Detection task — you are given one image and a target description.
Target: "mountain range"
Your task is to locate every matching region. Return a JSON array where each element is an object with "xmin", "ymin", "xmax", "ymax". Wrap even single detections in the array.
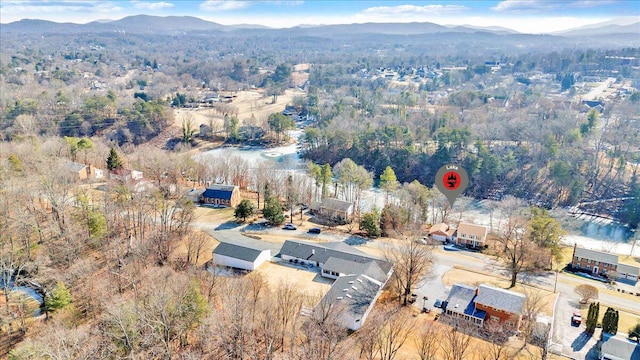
[{"xmin": 2, "ymin": 15, "xmax": 638, "ymax": 38}]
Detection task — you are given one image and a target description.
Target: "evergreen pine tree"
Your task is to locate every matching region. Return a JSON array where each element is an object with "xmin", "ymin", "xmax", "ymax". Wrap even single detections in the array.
[
  {"xmin": 586, "ymin": 302, "xmax": 600, "ymax": 334},
  {"xmin": 106, "ymin": 147, "xmax": 123, "ymax": 171},
  {"xmin": 601, "ymin": 307, "xmax": 620, "ymax": 339}
]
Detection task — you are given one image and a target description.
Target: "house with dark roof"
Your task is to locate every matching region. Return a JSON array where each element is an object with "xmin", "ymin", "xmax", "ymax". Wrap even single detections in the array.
[
  {"xmin": 443, "ymin": 284, "xmax": 526, "ymax": 331},
  {"xmin": 279, "ymin": 240, "xmax": 392, "ymax": 282},
  {"xmin": 600, "ymin": 334, "xmax": 640, "ymax": 360},
  {"xmin": 200, "ymin": 184, "xmax": 241, "ymax": 208},
  {"xmin": 212, "ymin": 242, "xmax": 271, "ymax": 271},
  {"xmin": 280, "ymin": 240, "xmax": 393, "ymax": 331},
  {"xmin": 572, "ymin": 245, "xmax": 639, "ymax": 284}
]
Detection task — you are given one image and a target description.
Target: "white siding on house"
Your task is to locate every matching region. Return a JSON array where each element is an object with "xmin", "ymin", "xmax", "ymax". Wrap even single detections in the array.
[
  {"xmin": 214, "ymin": 249, "xmax": 270, "ymax": 271},
  {"xmin": 431, "ymin": 234, "xmax": 447, "ymax": 242}
]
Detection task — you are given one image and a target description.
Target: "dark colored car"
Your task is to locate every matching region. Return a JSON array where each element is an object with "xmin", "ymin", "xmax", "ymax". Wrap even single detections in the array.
[
  {"xmin": 308, "ymin": 227, "xmax": 321, "ymax": 234},
  {"xmin": 434, "ymin": 299, "xmax": 444, "ymax": 308}
]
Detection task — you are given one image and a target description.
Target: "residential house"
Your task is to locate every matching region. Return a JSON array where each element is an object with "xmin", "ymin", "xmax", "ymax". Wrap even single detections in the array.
[
  {"xmin": 280, "ymin": 240, "xmax": 393, "ymax": 331},
  {"xmin": 67, "ymin": 162, "xmax": 105, "ymax": 181},
  {"xmin": 279, "ymin": 240, "xmax": 392, "ymax": 282},
  {"xmin": 600, "ymin": 334, "xmax": 640, "ymax": 360},
  {"xmin": 571, "ymin": 245, "xmax": 639, "ymax": 284},
  {"xmin": 109, "ymin": 168, "xmax": 144, "ymax": 183},
  {"xmin": 443, "ymin": 284, "xmax": 526, "ymax": 331},
  {"xmin": 212, "ymin": 242, "xmax": 271, "ymax": 271},
  {"xmin": 454, "ymin": 223, "xmax": 488, "ymax": 248},
  {"xmin": 67, "ymin": 161, "xmax": 89, "ymax": 181},
  {"xmin": 200, "ymin": 184, "xmax": 241, "ymax": 208},
  {"xmin": 314, "ymin": 273, "xmax": 385, "ymax": 330},
  {"xmin": 429, "ymin": 223, "xmax": 455, "ymax": 243},
  {"xmin": 310, "ymin": 198, "xmax": 354, "ymax": 223}
]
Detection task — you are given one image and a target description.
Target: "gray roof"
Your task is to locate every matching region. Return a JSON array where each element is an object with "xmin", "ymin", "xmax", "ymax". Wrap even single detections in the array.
[
  {"xmin": 279, "ymin": 240, "xmax": 392, "ymax": 275},
  {"xmin": 315, "ymin": 274, "xmax": 382, "ymax": 328},
  {"xmin": 213, "ymin": 242, "xmax": 269, "ymax": 262},
  {"xmin": 203, "ymin": 184, "xmax": 237, "ymax": 200},
  {"xmin": 601, "ymin": 335, "xmax": 640, "ymax": 360},
  {"xmin": 475, "ymin": 284, "xmax": 526, "ymax": 315},
  {"xmin": 321, "ymin": 198, "xmax": 353, "ymax": 212},
  {"xmin": 445, "ymin": 284, "xmax": 486, "ymax": 320},
  {"xmin": 574, "ymin": 247, "xmax": 619, "ymax": 265},
  {"xmin": 66, "ymin": 161, "xmax": 87, "ymax": 173},
  {"xmin": 323, "ymin": 257, "xmax": 388, "ymax": 283},
  {"xmin": 618, "ymin": 263, "xmax": 640, "ymax": 276}
]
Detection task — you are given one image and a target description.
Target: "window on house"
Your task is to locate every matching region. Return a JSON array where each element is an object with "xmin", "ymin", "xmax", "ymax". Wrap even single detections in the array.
[{"xmin": 490, "ymin": 315, "xmax": 500, "ymax": 322}]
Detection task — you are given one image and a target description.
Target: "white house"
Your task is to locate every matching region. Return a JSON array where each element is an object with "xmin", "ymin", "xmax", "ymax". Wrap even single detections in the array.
[
  {"xmin": 314, "ymin": 274, "xmax": 384, "ymax": 331},
  {"xmin": 454, "ymin": 223, "xmax": 489, "ymax": 248},
  {"xmin": 212, "ymin": 242, "xmax": 271, "ymax": 271}
]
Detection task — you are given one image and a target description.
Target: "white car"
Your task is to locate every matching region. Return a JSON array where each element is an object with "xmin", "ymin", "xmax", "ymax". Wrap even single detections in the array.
[
  {"xmin": 283, "ymin": 223, "xmax": 297, "ymax": 230},
  {"xmin": 444, "ymin": 244, "xmax": 460, "ymax": 251}
]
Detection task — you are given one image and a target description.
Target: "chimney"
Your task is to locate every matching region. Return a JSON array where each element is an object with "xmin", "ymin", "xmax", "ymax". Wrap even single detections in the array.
[
  {"xmin": 312, "ymin": 249, "xmax": 315, "ymax": 255},
  {"xmin": 475, "ymin": 287, "xmax": 479, "ymax": 296}
]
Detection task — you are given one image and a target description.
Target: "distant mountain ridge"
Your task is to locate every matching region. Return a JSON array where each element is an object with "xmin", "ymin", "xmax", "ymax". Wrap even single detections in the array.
[{"xmin": 2, "ymin": 15, "xmax": 638, "ymax": 38}]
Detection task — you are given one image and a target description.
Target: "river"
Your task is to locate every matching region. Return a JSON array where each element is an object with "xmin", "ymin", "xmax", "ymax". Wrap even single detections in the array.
[{"xmin": 199, "ymin": 130, "xmax": 639, "ymax": 257}]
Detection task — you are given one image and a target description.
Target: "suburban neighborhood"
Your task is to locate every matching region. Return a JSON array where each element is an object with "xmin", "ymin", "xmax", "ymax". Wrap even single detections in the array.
[{"xmin": 2, "ymin": 2, "xmax": 640, "ymax": 358}]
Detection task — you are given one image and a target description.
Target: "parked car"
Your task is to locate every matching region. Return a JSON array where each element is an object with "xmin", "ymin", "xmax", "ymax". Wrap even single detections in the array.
[
  {"xmin": 283, "ymin": 223, "xmax": 297, "ymax": 230},
  {"xmin": 434, "ymin": 299, "xmax": 444, "ymax": 308},
  {"xmin": 308, "ymin": 227, "xmax": 321, "ymax": 234},
  {"xmin": 571, "ymin": 311, "xmax": 582, "ymax": 325},
  {"xmin": 444, "ymin": 244, "xmax": 460, "ymax": 251}
]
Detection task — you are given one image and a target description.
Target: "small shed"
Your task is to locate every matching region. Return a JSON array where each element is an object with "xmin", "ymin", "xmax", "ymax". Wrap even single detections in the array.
[{"xmin": 212, "ymin": 242, "xmax": 271, "ymax": 271}]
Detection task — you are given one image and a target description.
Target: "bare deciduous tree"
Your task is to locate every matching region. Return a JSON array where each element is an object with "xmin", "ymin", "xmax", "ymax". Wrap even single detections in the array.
[
  {"xmin": 440, "ymin": 319, "xmax": 476, "ymax": 360},
  {"xmin": 414, "ymin": 322, "xmax": 441, "ymax": 360},
  {"xmin": 385, "ymin": 234, "xmax": 433, "ymax": 305},
  {"xmin": 356, "ymin": 304, "xmax": 414, "ymax": 360},
  {"xmin": 574, "ymin": 284, "xmax": 598, "ymax": 303},
  {"xmin": 186, "ymin": 231, "xmax": 209, "ymax": 266}
]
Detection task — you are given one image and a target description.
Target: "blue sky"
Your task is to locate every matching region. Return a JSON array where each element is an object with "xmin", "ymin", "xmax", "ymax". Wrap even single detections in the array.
[{"xmin": 1, "ymin": 1, "xmax": 639, "ymax": 33}]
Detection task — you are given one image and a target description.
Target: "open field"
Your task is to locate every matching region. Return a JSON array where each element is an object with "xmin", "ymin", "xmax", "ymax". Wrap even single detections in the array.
[{"xmin": 173, "ymin": 88, "xmax": 306, "ymax": 129}]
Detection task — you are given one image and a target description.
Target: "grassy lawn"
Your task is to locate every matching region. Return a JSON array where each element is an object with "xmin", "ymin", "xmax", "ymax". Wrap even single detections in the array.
[{"xmin": 580, "ymin": 304, "xmax": 640, "ymax": 336}]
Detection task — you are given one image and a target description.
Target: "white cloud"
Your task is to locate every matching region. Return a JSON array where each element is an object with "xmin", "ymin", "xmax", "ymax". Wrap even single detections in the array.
[
  {"xmin": 0, "ymin": 0, "xmax": 124, "ymax": 22},
  {"xmin": 567, "ymin": 1, "xmax": 618, "ymax": 8},
  {"xmin": 492, "ymin": 0, "xmax": 559, "ymax": 12},
  {"xmin": 362, "ymin": 4, "xmax": 467, "ymax": 16},
  {"xmin": 199, "ymin": 0, "xmax": 251, "ymax": 11},
  {"xmin": 133, "ymin": 1, "xmax": 175, "ymax": 10}
]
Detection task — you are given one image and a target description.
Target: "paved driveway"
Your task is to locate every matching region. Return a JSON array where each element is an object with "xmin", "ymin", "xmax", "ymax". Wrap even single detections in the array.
[{"xmin": 551, "ymin": 293, "xmax": 600, "ymax": 359}]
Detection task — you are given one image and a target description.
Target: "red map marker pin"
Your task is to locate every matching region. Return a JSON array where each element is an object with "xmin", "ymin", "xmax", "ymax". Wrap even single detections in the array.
[{"xmin": 435, "ymin": 164, "xmax": 469, "ymax": 206}]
